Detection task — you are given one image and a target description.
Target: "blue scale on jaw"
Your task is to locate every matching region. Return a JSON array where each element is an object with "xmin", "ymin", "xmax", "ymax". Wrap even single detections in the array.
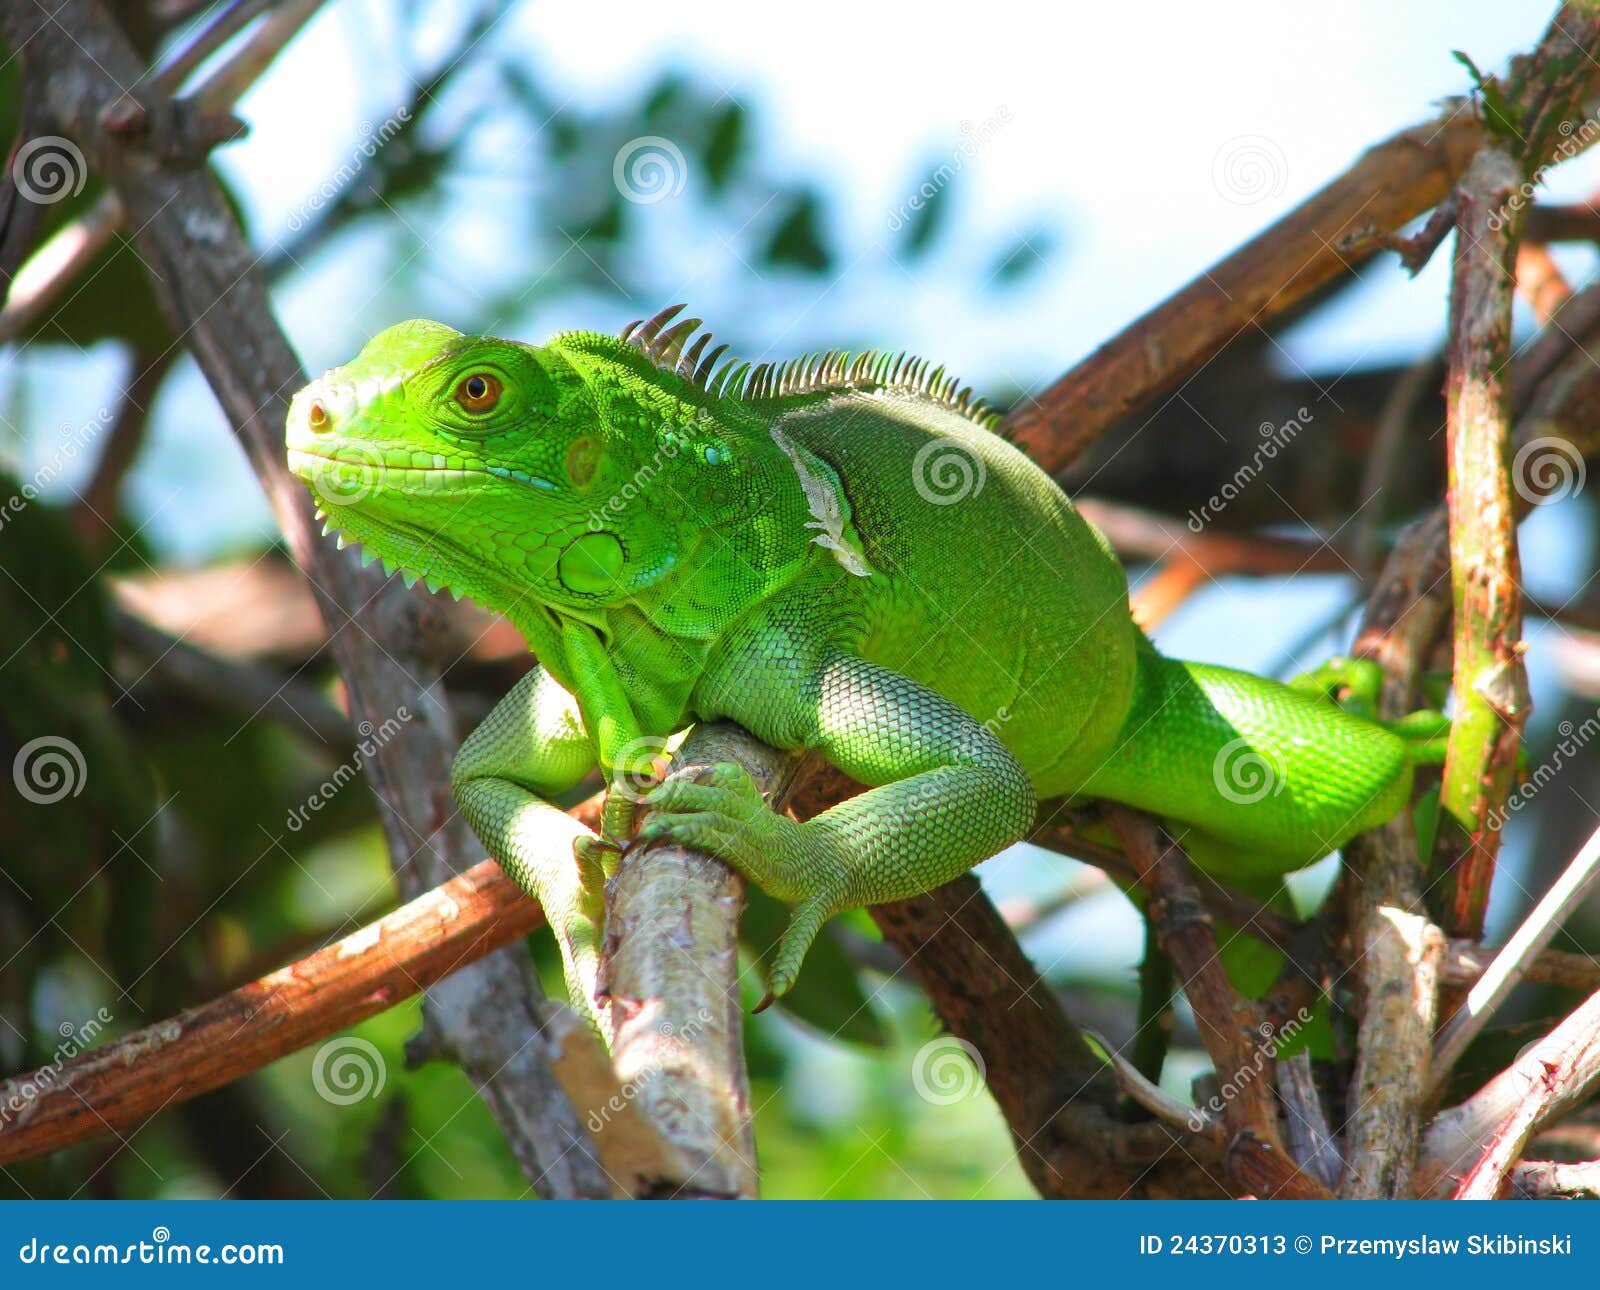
[{"xmin": 485, "ymin": 465, "xmax": 558, "ymax": 491}]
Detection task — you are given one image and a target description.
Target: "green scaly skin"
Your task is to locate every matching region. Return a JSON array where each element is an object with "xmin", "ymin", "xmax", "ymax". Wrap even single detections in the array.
[{"xmin": 286, "ymin": 309, "xmax": 1439, "ymax": 1037}]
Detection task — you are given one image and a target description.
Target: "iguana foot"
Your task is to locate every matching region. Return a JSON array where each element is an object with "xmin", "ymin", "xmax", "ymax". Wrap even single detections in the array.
[{"xmin": 637, "ymin": 761, "xmax": 845, "ymax": 1003}]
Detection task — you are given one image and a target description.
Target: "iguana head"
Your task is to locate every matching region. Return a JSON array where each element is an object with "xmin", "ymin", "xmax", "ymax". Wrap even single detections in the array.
[{"xmin": 287, "ymin": 318, "xmax": 750, "ymax": 628}]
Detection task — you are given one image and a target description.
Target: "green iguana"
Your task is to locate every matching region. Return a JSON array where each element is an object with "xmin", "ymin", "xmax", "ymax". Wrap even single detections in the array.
[{"xmin": 286, "ymin": 305, "xmax": 1443, "ymax": 1035}]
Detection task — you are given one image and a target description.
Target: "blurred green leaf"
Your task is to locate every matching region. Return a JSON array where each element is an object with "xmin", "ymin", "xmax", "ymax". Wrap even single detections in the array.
[{"xmin": 762, "ymin": 189, "xmax": 830, "ymax": 272}]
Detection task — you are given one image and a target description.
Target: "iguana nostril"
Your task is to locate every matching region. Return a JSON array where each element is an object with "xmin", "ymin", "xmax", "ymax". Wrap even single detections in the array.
[{"xmin": 308, "ymin": 398, "xmax": 328, "ymax": 429}]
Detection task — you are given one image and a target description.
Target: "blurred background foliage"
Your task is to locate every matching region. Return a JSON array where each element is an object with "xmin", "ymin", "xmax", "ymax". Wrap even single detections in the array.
[{"xmin": 2, "ymin": 0, "xmax": 1599, "ymax": 1199}]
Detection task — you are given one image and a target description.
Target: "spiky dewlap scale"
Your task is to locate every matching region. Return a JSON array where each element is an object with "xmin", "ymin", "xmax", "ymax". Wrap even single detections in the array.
[{"xmin": 616, "ymin": 303, "xmax": 1004, "ymax": 432}]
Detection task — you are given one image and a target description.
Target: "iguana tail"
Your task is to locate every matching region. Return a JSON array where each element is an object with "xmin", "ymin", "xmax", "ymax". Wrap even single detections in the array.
[{"xmin": 1079, "ymin": 637, "xmax": 1413, "ymax": 885}]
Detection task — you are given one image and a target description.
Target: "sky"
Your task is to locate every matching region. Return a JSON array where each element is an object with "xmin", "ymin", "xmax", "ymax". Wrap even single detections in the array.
[{"xmin": 10, "ymin": 0, "xmax": 1583, "ymax": 565}]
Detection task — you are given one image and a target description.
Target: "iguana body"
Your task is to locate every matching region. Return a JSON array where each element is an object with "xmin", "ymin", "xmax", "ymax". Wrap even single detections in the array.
[{"xmin": 287, "ymin": 307, "xmax": 1424, "ymax": 1032}]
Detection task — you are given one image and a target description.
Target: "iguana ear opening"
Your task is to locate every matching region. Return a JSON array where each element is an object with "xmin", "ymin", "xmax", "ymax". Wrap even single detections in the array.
[
  {"xmin": 769, "ymin": 427, "xmax": 874, "ymax": 578},
  {"xmin": 564, "ymin": 436, "xmax": 603, "ymax": 488}
]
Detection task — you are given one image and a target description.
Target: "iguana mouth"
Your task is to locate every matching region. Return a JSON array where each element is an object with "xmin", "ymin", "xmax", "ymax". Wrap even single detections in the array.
[{"xmin": 287, "ymin": 448, "xmax": 555, "ymax": 498}]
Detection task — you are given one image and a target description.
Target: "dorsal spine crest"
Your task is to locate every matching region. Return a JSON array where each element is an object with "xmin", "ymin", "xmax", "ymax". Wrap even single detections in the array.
[{"xmin": 615, "ymin": 303, "xmax": 1002, "ymax": 431}]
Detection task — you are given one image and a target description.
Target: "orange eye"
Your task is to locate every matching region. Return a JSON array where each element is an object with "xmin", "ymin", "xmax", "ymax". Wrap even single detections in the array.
[{"xmin": 455, "ymin": 372, "xmax": 502, "ymax": 414}]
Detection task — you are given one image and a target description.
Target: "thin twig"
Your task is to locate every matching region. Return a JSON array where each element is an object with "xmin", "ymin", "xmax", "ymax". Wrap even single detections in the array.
[
  {"xmin": 184, "ymin": 0, "xmax": 324, "ymax": 112},
  {"xmin": 1511, "ymin": 1157, "xmax": 1600, "ymax": 1199},
  {"xmin": 1278, "ymin": 1051, "xmax": 1342, "ymax": 1190},
  {"xmin": 1420, "ymin": 985, "xmax": 1600, "ymax": 1196},
  {"xmin": 1440, "ymin": 940, "xmax": 1600, "ymax": 993},
  {"xmin": 1453, "ymin": 987, "xmax": 1600, "ymax": 1198},
  {"xmin": 1432, "ymin": 821, "xmax": 1600, "ymax": 1089},
  {"xmin": 1103, "ymin": 806, "xmax": 1314, "ymax": 1194},
  {"xmin": 1086, "ymin": 1029, "xmax": 1224, "ymax": 1148}
]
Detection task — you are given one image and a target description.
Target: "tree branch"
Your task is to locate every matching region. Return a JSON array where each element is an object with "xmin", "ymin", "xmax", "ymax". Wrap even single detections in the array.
[
  {"xmin": 0, "ymin": 858, "xmax": 543, "ymax": 1168},
  {"xmin": 1002, "ymin": 113, "xmax": 1482, "ymax": 471},
  {"xmin": 1425, "ymin": 985, "xmax": 1600, "ymax": 1198},
  {"xmin": 601, "ymin": 724, "xmax": 811, "ymax": 1199},
  {"xmin": 3, "ymin": 0, "xmax": 605, "ymax": 1197},
  {"xmin": 1432, "ymin": 143, "xmax": 1530, "ymax": 940}
]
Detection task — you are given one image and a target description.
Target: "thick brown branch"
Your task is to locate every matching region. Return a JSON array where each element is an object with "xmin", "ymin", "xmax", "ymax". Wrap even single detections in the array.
[
  {"xmin": 868, "ymin": 874, "xmax": 1226, "ymax": 1199},
  {"xmin": 7, "ymin": 0, "xmax": 603, "ymax": 1196},
  {"xmin": 0, "ymin": 859, "xmax": 542, "ymax": 1168},
  {"xmin": 1003, "ymin": 114, "xmax": 1481, "ymax": 471}
]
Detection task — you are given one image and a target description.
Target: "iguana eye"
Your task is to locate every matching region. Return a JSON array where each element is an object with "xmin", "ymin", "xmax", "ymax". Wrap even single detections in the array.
[{"xmin": 455, "ymin": 372, "xmax": 502, "ymax": 414}]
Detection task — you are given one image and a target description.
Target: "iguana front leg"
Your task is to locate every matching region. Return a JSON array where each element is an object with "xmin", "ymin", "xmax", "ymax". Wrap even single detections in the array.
[
  {"xmin": 450, "ymin": 666, "xmax": 611, "ymax": 1037},
  {"xmin": 638, "ymin": 654, "xmax": 1037, "ymax": 1002}
]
